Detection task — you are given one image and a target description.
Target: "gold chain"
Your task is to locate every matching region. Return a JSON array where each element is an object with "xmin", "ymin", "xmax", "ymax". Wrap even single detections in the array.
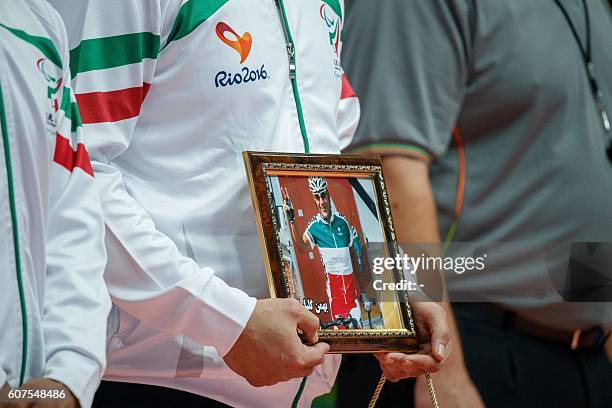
[
  {"xmin": 425, "ymin": 373, "xmax": 440, "ymax": 408},
  {"xmin": 367, "ymin": 375, "xmax": 386, "ymax": 408},
  {"xmin": 367, "ymin": 373, "xmax": 440, "ymax": 408}
]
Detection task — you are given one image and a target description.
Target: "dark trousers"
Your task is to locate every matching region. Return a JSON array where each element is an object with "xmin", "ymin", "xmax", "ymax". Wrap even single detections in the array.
[
  {"xmin": 453, "ymin": 303, "xmax": 612, "ymax": 408},
  {"xmin": 93, "ymin": 381, "xmax": 232, "ymax": 408},
  {"xmin": 337, "ymin": 354, "xmax": 415, "ymax": 407},
  {"xmin": 337, "ymin": 303, "xmax": 612, "ymax": 408}
]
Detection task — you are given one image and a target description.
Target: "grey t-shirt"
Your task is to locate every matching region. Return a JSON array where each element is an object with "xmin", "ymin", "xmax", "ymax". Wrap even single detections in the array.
[{"xmin": 343, "ymin": 0, "xmax": 612, "ymax": 329}]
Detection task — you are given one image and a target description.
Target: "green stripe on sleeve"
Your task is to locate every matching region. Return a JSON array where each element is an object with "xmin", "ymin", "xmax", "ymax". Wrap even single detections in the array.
[
  {"xmin": 0, "ymin": 23, "xmax": 62, "ymax": 68},
  {"xmin": 70, "ymin": 32, "xmax": 160, "ymax": 77},
  {"xmin": 59, "ymin": 86, "xmax": 71, "ymax": 115},
  {"xmin": 58, "ymin": 87, "xmax": 82, "ymax": 133},
  {"xmin": 70, "ymin": 101, "xmax": 83, "ymax": 133},
  {"xmin": 165, "ymin": 0, "xmax": 230, "ymax": 47},
  {"xmin": 348, "ymin": 143, "xmax": 433, "ymax": 161}
]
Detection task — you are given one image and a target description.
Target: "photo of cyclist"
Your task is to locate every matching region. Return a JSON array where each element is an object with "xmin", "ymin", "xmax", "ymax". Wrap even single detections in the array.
[{"xmin": 283, "ymin": 176, "xmax": 376, "ymax": 329}]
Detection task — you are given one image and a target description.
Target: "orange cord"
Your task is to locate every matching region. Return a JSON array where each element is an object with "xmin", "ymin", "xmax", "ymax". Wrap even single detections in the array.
[{"xmin": 451, "ymin": 127, "xmax": 465, "ymax": 219}]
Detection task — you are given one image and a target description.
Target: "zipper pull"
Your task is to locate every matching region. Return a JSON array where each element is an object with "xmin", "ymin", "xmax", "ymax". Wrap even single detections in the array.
[{"xmin": 287, "ymin": 42, "xmax": 296, "ymax": 80}]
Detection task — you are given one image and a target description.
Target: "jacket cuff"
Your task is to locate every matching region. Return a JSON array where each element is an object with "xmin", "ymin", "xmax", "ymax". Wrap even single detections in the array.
[
  {"xmin": 44, "ymin": 349, "xmax": 103, "ymax": 408},
  {"xmin": 197, "ymin": 271, "xmax": 257, "ymax": 357}
]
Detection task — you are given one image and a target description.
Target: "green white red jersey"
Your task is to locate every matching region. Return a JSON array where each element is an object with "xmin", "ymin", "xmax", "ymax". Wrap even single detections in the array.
[
  {"xmin": 0, "ymin": 1, "xmax": 110, "ymax": 406},
  {"xmin": 48, "ymin": 0, "xmax": 359, "ymax": 406},
  {"xmin": 306, "ymin": 211, "xmax": 361, "ymax": 319},
  {"xmin": 306, "ymin": 211, "xmax": 355, "ymax": 276}
]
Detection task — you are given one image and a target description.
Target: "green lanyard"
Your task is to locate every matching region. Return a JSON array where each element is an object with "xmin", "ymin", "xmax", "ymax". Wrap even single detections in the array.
[
  {"xmin": 272, "ymin": 1, "xmax": 311, "ymax": 406},
  {"xmin": 273, "ymin": 0, "xmax": 310, "ymax": 154}
]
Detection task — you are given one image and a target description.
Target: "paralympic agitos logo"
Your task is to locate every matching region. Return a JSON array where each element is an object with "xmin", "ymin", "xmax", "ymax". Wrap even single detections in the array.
[
  {"xmin": 320, "ymin": 2, "xmax": 342, "ymax": 78},
  {"xmin": 214, "ymin": 22, "xmax": 268, "ymax": 88},
  {"xmin": 37, "ymin": 58, "xmax": 59, "ymax": 132}
]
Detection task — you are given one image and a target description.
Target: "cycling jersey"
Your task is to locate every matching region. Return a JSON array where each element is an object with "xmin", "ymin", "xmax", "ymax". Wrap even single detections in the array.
[
  {"xmin": 306, "ymin": 212, "xmax": 354, "ymax": 276},
  {"xmin": 306, "ymin": 211, "xmax": 361, "ymax": 318},
  {"xmin": 0, "ymin": 1, "xmax": 109, "ymax": 406},
  {"xmin": 48, "ymin": 0, "xmax": 359, "ymax": 406}
]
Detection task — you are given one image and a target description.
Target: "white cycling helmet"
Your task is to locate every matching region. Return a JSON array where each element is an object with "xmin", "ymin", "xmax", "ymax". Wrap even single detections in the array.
[{"xmin": 308, "ymin": 176, "xmax": 328, "ymax": 194}]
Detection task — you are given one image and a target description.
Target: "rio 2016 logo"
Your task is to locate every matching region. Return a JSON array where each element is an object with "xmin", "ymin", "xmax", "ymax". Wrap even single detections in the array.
[
  {"xmin": 215, "ymin": 65, "xmax": 268, "ymax": 87},
  {"xmin": 214, "ymin": 22, "xmax": 268, "ymax": 88}
]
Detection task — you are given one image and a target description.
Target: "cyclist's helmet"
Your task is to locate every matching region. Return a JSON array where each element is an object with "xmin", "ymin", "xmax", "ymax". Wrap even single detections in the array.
[{"xmin": 308, "ymin": 176, "xmax": 328, "ymax": 194}]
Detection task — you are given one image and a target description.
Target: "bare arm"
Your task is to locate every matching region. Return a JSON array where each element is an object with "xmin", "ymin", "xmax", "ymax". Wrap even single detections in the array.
[
  {"xmin": 286, "ymin": 214, "xmax": 311, "ymax": 254},
  {"xmin": 282, "ymin": 187, "xmax": 312, "ymax": 253},
  {"xmin": 381, "ymin": 156, "xmax": 484, "ymax": 406},
  {"xmin": 292, "ymin": 226, "xmax": 312, "ymax": 254}
]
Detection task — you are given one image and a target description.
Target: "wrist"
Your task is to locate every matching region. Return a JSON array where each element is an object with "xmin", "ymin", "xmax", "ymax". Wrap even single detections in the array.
[{"xmin": 0, "ymin": 383, "xmax": 10, "ymax": 403}]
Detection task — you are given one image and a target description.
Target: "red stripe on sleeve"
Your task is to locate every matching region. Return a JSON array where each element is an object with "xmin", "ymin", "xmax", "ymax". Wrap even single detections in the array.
[
  {"xmin": 76, "ymin": 83, "xmax": 151, "ymax": 124},
  {"xmin": 340, "ymin": 74, "xmax": 356, "ymax": 100},
  {"xmin": 53, "ymin": 133, "xmax": 94, "ymax": 176}
]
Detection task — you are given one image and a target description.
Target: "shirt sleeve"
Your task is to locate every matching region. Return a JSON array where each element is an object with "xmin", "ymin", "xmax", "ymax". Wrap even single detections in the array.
[
  {"xmin": 42, "ymin": 10, "xmax": 111, "ymax": 408},
  {"xmin": 337, "ymin": 74, "xmax": 360, "ymax": 151},
  {"xmin": 48, "ymin": 0, "xmax": 256, "ymax": 358},
  {"xmin": 342, "ymin": 0, "xmax": 472, "ymax": 161},
  {"xmin": 340, "ymin": 215, "xmax": 354, "ymax": 247},
  {"xmin": 336, "ymin": 0, "xmax": 360, "ymax": 150}
]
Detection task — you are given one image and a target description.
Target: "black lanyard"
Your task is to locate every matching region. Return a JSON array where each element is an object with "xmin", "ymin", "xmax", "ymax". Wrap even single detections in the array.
[{"xmin": 553, "ymin": 0, "xmax": 612, "ymax": 162}]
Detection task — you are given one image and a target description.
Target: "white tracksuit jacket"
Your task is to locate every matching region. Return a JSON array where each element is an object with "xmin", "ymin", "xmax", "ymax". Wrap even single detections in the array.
[
  {"xmin": 49, "ymin": 0, "xmax": 360, "ymax": 406},
  {"xmin": 0, "ymin": 1, "xmax": 110, "ymax": 407}
]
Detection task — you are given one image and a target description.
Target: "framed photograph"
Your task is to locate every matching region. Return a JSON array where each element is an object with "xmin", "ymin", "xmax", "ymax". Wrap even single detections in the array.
[{"xmin": 243, "ymin": 152, "xmax": 418, "ymax": 353}]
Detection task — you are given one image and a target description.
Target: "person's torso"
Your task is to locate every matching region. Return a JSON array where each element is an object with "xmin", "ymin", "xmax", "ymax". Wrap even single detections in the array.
[
  {"xmin": 79, "ymin": 0, "xmax": 346, "ymax": 401},
  {"xmin": 308, "ymin": 212, "xmax": 354, "ymax": 275},
  {"xmin": 308, "ymin": 213, "xmax": 352, "ymax": 248},
  {"xmin": 431, "ymin": 0, "xmax": 612, "ymax": 328},
  {"xmin": 112, "ymin": 0, "xmax": 346, "ymax": 299}
]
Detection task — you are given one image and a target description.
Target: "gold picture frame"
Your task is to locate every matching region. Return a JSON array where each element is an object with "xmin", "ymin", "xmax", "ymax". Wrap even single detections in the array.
[{"xmin": 243, "ymin": 152, "xmax": 418, "ymax": 353}]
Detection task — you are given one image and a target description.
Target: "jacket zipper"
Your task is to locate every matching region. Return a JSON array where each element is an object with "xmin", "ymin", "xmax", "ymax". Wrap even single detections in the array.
[
  {"xmin": 273, "ymin": 0, "xmax": 310, "ymax": 154},
  {"xmin": 0, "ymin": 82, "xmax": 28, "ymax": 386}
]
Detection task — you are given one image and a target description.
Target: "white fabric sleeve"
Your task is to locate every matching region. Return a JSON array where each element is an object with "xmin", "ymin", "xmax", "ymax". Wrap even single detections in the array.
[
  {"xmin": 42, "ymin": 12, "xmax": 110, "ymax": 408},
  {"xmin": 337, "ymin": 0, "xmax": 360, "ymax": 150},
  {"xmin": 50, "ymin": 0, "xmax": 257, "ymax": 358},
  {"xmin": 338, "ymin": 74, "xmax": 360, "ymax": 150}
]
